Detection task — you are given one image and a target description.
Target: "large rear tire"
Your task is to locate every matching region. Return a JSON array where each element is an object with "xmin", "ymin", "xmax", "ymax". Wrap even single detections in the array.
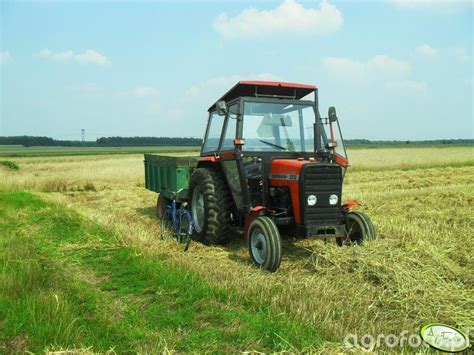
[
  {"xmin": 189, "ymin": 167, "xmax": 232, "ymax": 245},
  {"xmin": 248, "ymin": 216, "xmax": 282, "ymax": 272},
  {"xmin": 337, "ymin": 211, "xmax": 376, "ymax": 246}
]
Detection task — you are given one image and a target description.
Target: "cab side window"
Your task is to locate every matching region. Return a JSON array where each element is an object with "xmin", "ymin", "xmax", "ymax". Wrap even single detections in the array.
[
  {"xmin": 221, "ymin": 104, "xmax": 238, "ymax": 151},
  {"xmin": 202, "ymin": 111, "xmax": 224, "ymax": 153}
]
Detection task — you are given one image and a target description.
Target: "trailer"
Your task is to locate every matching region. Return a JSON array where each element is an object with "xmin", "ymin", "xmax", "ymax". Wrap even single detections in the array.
[{"xmin": 144, "ymin": 154, "xmax": 198, "ymax": 217}]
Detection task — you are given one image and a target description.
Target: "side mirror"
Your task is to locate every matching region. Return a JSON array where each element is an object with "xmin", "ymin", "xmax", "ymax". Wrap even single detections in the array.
[
  {"xmin": 328, "ymin": 106, "xmax": 337, "ymax": 122},
  {"xmin": 217, "ymin": 100, "xmax": 227, "ymax": 116}
]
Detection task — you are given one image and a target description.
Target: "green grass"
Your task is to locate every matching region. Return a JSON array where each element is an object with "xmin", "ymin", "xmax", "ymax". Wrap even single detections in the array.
[
  {"xmin": 0, "ymin": 145, "xmax": 200, "ymax": 157},
  {"xmin": 2, "ymin": 143, "xmax": 472, "ymax": 158},
  {"xmin": 0, "ymin": 160, "xmax": 19, "ymax": 170},
  {"xmin": 0, "ymin": 191, "xmax": 325, "ymax": 352},
  {"xmin": 345, "ymin": 143, "xmax": 474, "ymax": 149}
]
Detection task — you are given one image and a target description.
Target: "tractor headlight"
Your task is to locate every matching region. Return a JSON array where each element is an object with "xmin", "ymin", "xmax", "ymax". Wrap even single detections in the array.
[
  {"xmin": 307, "ymin": 195, "xmax": 317, "ymax": 206},
  {"xmin": 329, "ymin": 194, "xmax": 339, "ymax": 205}
]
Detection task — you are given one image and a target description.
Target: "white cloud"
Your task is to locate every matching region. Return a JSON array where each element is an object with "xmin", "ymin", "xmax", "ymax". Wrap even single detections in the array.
[
  {"xmin": 323, "ymin": 54, "xmax": 411, "ymax": 79},
  {"xmin": 452, "ymin": 47, "xmax": 471, "ymax": 62},
  {"xmin": 133, "ymin": 86, "xmax": 160, "ymax": 98},
  {"xmin": 386, "ymin": 79, "xmax": 428, "ymax": 95},
  {"xmin": 75, "ymin": 50, "xmax": 109, "ymax": 65},
  {"xmin": 322, "ymin": 55, "xmax": 429, "ymax": 97},
  {"xmin": 370, "ymin": 55, "xmax": 411, "ymax": 76},
  {"xmin": 213, "ymin": 0, "xmax": 343, "ymax": 39},
  {"xmin": 39, "ymin": 49, "xmax": 74, "ymax": 61},
  {"xmin": 415, "ymin": 44, "xmax": 439, "ymax": 59},
  {"xmin": 154, "ymin": 73, "xmax": 282, "ymax": 135},
  {"xmin": 38, "ymin": 48, "xmax": 109, "ymax": 66},
  {"xmin": 184, "ymin": 73, "xmax": 281, "ymax": 102},
  {"xmin": 0, "ymin": 51, "xmax": 13, "ymax": 64}
]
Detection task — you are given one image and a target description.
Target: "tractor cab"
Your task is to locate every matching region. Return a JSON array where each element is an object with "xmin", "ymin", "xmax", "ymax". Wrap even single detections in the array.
[
  {"xmin": 200, "ymin": 81, "xmax": 348, "ymax": 214},
  {"xmin": 203, "ymin": 81, "xmax": 347, "ymax": 164},
  {"xmin": 189, "ymin": 81, "xmax": 375, "ymax": 272}
]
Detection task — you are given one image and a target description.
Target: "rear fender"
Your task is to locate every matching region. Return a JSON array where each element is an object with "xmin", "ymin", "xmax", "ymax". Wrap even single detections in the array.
[{"xmin": 197, "ymin": 155, "xmax": 219, "ymax": 168}]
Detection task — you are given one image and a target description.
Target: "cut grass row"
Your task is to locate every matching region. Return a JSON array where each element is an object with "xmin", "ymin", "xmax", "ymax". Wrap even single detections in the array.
[
  {"xmin": 1, "ymin": 144, "xmax": 472, "ymax": 159},
  {"xmin": 31, "ymin": 163, "xmax": 473, "ymax": 352},
  {"xmin": 0, "ymin": 191, "xmax": 325, "ymax": 353},
  {"xmin": 1, "ymin": 147, "xmax": 473, "ymax": 194},
  {"xmin": 1, "ymin": 147, "xmax": 473, "ymax": 352},
  {"xmin": 0, "ymin": 145, "xmax": 200, "ymax": 157}
]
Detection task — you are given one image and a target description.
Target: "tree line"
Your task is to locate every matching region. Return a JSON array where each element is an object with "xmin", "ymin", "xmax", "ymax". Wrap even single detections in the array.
[
  {"xmin": 0, "ymin": 136, "xmax": 201, "ymax": 147},
  {"xmin": 0, "ymin": 135, "xmax": 472, "ymax": 147}
]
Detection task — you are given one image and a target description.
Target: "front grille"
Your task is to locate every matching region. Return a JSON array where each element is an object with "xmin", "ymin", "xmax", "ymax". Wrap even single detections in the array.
[{"xmin": 300, "ymin": 164, "xmax": 342, "ymax": 226}]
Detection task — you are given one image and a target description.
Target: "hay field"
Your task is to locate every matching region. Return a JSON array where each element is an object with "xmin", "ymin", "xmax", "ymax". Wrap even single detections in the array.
[
  {"xmin": 1, "ymin": 146, "xmax": 473, "ymax": 352},
  {"xmin": 0, "ymin": 145, "xmax": 200, "ymax": 157}
]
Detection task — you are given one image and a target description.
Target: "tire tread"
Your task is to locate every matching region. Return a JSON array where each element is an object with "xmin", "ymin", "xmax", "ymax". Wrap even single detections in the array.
[
  {"xmin": 248, "ymin": 216, "xmax": 282, "ymax": 272},
  {"xmin": 189, "ymin": 167, "xmax": 233, "ymax": 245}
]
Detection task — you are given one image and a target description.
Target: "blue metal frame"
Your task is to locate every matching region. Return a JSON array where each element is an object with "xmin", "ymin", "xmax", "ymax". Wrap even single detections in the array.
[
  {"xmin": 165, "ymin": 200, "xmax": 193, "ymax": 241},
  {"xmin": 160, "ymin": 188, "xmax": 194, "ymax": 250}
]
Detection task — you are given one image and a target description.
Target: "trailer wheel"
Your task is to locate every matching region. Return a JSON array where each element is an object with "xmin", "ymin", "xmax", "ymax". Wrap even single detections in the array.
[
  {"xmin": 337, "ymin": 211, "xmax": 376, "ymax": 246},
  {"xmin": 189, "ymin": 168, "xmax": 232, "ymax": 245},
  {"xmin": 160, "ymin": 208, "xmax": 172, "ymax": 240},
  {"xmin": 248, "ymin": 216, "xmax": 282, "ymax": 272},
  {"xmin": 156, "ymin": 194, "xmax": 170, "ymax": 219}
]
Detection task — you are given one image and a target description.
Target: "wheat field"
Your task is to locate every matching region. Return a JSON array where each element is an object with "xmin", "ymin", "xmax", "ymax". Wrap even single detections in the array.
[{"xmin": 1, "ymin": 146, "xmax": 473, "ymax": 352}]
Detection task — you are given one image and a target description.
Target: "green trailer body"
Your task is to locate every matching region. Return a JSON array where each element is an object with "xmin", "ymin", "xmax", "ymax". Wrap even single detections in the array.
[{"xmin": 144, "ymin": 154, "xmax": 199, "ymax": 202}]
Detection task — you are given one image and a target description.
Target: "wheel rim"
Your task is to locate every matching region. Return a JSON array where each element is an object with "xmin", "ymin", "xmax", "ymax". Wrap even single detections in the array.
[
  {"xmin": 250, "ymin": 228, "xmax": 267, "ymax": 265},
  {"xmin": 191, "ymin": 186, "xmax": 204, "ymax": 233}
]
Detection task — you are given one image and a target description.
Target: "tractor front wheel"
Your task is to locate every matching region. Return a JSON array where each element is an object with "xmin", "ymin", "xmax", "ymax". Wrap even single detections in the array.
[
  {"xmin": 337, "ymin": 211, "xmax": 376, "ymax": 246},
  {"xmin": 189, "ymin": 167, "xmax": 232, "ymax": 245},
  {"xmin": 248, "ymin": 216, "xmax": 282, "ymax": 272}
]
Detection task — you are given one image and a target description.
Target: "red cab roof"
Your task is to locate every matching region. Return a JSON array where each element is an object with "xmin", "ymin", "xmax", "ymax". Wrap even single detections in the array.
[{"xmin": 208, "ymin": 80, "xmax": 317, "ymax": 111}]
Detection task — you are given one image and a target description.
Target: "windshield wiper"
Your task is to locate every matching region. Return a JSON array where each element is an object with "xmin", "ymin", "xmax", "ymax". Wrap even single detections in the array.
[{"xmin": 259, "ymin": 140, "xmax": 286, "ymax": 151}]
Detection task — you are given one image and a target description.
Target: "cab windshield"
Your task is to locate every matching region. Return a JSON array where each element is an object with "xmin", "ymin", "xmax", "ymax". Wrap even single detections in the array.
[{"xmin": 242, "ymin": 101, "xmax": 316, "ymax": 152}]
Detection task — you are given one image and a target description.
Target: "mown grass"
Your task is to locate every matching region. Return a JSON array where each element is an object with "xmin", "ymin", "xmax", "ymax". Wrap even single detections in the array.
[
  {"xmin": 0, "ymin": 191, "xmax": 325, "ymax": 353},
  {"xmin": 0, "ymin": 146, "xmax": 472, "ymax": 193},
  {"xmin": 0, "ymin": 145, "xmax": 200, "ymax": 157},
  {"xmin": 347, "ymin": 146, "xmax": 474, "ymax": 171},
  {"xmin": 0, "ymin": 146, "xmax": 473, "ymax": 352}
]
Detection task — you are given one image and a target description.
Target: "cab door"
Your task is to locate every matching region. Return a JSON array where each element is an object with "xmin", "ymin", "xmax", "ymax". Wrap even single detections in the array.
[
  {"xmin": 218, "ymin": 103, "xmax": 246, "ymax": 210},
  {"xmin": 201, "ymin": 110, "xmax": 225, "ymax": 156}
]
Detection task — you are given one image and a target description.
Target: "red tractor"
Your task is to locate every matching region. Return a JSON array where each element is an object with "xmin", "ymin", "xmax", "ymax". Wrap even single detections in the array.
[{"xmin": 189, "ymin": 81, "xmax": 375, "ymax": 272}]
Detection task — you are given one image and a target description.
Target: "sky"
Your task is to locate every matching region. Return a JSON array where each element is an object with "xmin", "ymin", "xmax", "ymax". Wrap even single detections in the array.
[{"xmin": 0, "ymin": 0, "xmax": 472, "ymax": 141}]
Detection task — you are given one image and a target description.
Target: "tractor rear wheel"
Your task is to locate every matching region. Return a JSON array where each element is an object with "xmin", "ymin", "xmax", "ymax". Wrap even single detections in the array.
[
  {"xmin": 337, "ymin": 211, "xmax": 376, "ymax": 246},
  {"xmin": 156, "ymin": 194, "xmax": 170, "ymax": 218},
  {"xmin": 248, "ymin": 216, "xmax": 282, "ymax": 272},
  {"xmin": 189, "ymin": 167, "xmax": 232, "ymax": 245}
]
